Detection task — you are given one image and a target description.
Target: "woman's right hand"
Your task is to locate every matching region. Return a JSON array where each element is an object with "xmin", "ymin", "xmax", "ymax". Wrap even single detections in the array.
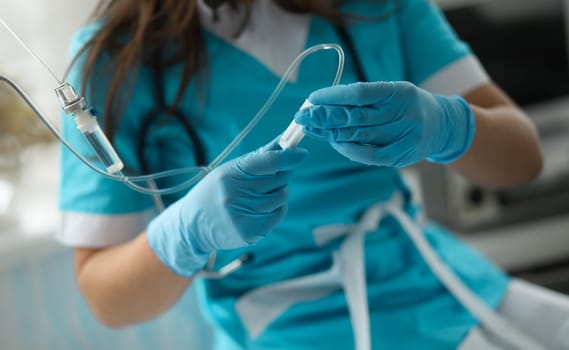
[{"xmin": 146, "ymin": 138, "xmax": 308, "ymax": 277}]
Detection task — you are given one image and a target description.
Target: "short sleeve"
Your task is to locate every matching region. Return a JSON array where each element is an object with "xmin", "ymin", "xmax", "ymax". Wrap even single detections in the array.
[
  {"xmin": 57, "ymin": 25, "xmax": 155, "ymax": 247},
  {"xmin": 399, "ymin": 0, "xmax": 489, "ymax": 95}
]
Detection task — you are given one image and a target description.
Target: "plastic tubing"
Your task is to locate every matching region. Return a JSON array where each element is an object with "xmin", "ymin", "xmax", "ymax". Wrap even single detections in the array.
[
  {"xmin": 0, "ymin": 40, "xmax": 344, "ymax": 195},
  {"xmin": 119, "ymin": 43, "xmax": 343, "ymax": 195}
]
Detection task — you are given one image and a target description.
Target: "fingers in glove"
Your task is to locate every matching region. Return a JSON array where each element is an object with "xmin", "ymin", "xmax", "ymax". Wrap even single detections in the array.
[
  {"xmin": 307, "ymin": 81, "xmax": 397, "ymax": 106},
  {"xmin": 234, "ymin": 147, "xmax": 308, "ymax": 176},
  {"xmin": 231, "ymin": 187, "xmax": 288, "ymax": 214},
  {"xmin": 303, "ymin": 125, "xmax": 402, "ymax": 144}
]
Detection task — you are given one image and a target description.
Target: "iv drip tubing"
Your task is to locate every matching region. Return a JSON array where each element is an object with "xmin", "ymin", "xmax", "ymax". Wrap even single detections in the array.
[
  {"xmin": 0, "ymin": 17, "xmax": 63, "ymax": 84},
  {"xmin": 0, "ymin": 44, "xmax": 344, "ymax": 195}
]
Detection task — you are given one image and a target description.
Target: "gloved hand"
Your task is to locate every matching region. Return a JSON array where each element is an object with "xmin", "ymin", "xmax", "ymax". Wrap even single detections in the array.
[
  {"xmin": 294, "ymin": 81, "xmax": 476, "ymax": 168},
  {"xmin": 146, "ymin": 138, "xmax": 308, "ymax": 277}
]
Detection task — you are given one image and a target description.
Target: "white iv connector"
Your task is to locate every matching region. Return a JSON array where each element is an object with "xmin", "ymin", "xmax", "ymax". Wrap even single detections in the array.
[{"xmin": 278, "ymin": 99, "xmax": 313, "ymax": 149}]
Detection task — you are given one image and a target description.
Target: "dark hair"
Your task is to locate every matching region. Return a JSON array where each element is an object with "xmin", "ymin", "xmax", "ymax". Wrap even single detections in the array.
[{"xmin": 72, "ymin": 0, "xmax": 398, "ymax": 142}]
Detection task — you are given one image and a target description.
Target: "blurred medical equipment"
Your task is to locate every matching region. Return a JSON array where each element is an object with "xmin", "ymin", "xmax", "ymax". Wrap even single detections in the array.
[
  {"xmin": 422, "ymin": 0, "xmax": 569, "ymax": 292},
  {"xmin": 423, "ymin": 0, "xmax": 569, "ymax": 232},
  {"xmin": 0, "ymin": 12, "xmax": 555, "ymax": 350}
]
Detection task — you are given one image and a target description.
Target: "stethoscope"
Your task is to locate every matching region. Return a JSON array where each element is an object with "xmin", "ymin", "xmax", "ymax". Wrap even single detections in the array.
[
  {"xmin": 136, "ymin": 48, "xmax": 252, "ymax": 278},
  {"xmin": 136, "ymin": 4, "xmax": 368, "ymax": 279},
  {"xmin": 136, "ymin": 59, "xmax": 206, "ymax": 211}
]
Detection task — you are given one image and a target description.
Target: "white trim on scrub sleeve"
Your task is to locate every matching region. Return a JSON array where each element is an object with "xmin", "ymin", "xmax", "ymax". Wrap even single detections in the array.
[
  {"xmin": 419, "ymin": 55, "xmax": 490, "ymax": 96},
  {"xmin": 56, "ymin": 209, "xmax": 156, "ymax": 247}
]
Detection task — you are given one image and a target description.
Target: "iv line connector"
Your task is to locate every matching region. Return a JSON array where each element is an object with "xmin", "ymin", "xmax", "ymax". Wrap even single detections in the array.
[{"xmin": 55, "ymin": 82, "xmax": 86, "ymax": 114}]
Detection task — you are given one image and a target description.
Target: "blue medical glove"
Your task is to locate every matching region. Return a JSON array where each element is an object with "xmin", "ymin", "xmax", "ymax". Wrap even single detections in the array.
[
  {"xmin": 294, "ymin": 81, "xmax": 475, "ymax": 168},
  {"xmin": 146, "ymin": 138, "xmax": 308, "ymax": 277}
]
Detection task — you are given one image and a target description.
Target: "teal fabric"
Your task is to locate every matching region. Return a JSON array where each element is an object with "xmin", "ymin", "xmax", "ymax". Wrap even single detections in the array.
[{"xmin": 59, "ymin": 1, "xmax": 509, "ymax": 349}]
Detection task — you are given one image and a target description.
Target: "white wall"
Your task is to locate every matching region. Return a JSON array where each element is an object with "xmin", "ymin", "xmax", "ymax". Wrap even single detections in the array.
[
  {"xmin": 0, "ymin": 0, "xmax": 98, "ymax": 118},
  {"xmin": 0, "ymin": 0, "xmax": 99, "ymax": 236}
]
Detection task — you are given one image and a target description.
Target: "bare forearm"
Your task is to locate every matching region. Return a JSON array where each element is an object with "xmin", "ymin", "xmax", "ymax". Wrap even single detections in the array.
[
  {"xmin": 451, "ymin": 104, "xmax": 542, "ymax": 189},
  {"xmin": 75, "ymin": 232, "xmax": 192, "ymax": 328}
]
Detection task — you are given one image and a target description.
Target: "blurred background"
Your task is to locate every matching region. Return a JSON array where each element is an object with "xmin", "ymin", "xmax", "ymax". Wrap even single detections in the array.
[
  {"xmin": 421, "ymin": 0, "xmax": 569, "ymax": 293},
  {"xmin": 1, "ymin": 0, "xmax": 569, "ymax": 349}
]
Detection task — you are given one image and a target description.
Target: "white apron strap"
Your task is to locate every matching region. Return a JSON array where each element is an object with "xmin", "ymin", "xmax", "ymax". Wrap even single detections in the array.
[
  {"xmin": 335, "ymin": 202, "xmax": 386, "ymax": 350},
  {"xmin": 235, "ymin": 258, "xmax": 342, "ymax": 338},
  {"xmin": 337, "ymin": 231, "xmax": 370, "ymax": 350},
  {"xmin": 384, "ymin": 203, "xmax": 547, "ymax": 350},
  {"xmin": 458, "ymin": 327, "xmax": 504, "ymax": 350},
  {"xmin": 235, "ymin": 201, "xmax": 390, "ymax": 349}
]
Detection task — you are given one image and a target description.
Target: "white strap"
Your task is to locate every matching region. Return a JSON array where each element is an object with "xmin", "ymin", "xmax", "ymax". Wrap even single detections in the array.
[
  {"xmin": 338, "ymin": 232, "xmax": 370, "ymax": 350},
  {"xmin": 235, "ymin": 201, "xmax": 389, "ymax": 349},
  {"xmin": 335, "ymin": 202, "xmax": 386, "ymax": 350},
  {"xmin": 235, "ymin": 257, "xmax": 342, "ymax": 338},
  {"xmin": 385, "ymin": 203, "xmax": 546, "ymax": 350},
  {"xmin": 458, "ymin": 327, "xmax": 504, "ymax": 350}
]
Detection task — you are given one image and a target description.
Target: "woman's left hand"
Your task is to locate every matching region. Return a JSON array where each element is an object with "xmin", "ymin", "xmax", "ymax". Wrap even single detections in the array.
[{"xmin": 294, "ymin": 81, "xmax": 476, "ymax": 168}]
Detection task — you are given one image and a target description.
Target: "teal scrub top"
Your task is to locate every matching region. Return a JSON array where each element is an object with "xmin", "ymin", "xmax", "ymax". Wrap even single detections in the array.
[{"xmin": 58, "ymin": 1, "xmax": 509, "ymax": 349}]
